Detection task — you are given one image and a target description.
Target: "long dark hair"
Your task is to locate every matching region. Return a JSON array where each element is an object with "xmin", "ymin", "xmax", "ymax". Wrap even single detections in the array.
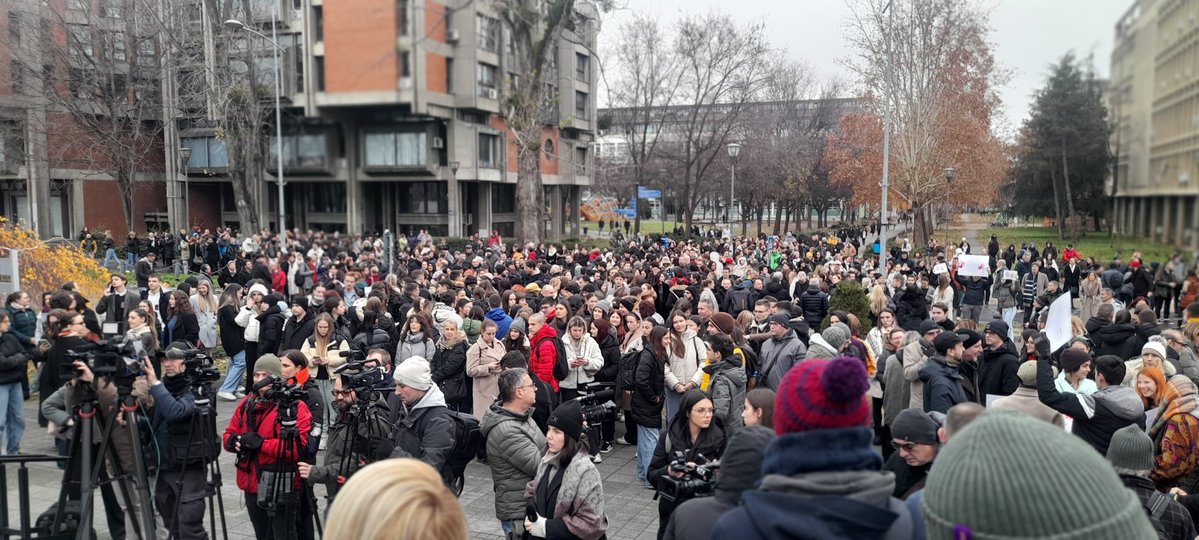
[
  {"xmin": 745, "ymin": 388, "xmax": 776, "ymax": 429},
  {"xmin": 557, "ymin": 428, "xmax": 590, "ymax": 467},
  {"xmin": 648, "ymin": 325, "xmax": 670, "ymax": 360},
  {"xmin": 170, "ymin": 290, "xmax": 193, "ymax": 315}
]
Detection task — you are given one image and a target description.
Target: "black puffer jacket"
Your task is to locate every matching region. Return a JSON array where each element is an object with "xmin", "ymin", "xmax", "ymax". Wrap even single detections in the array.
[
  {"xmin": 256, "ymin": 305, "xmax": 286, "ymax": 356},
  {"xmin": 978, "ymin": 340, "xmax": 1021, "ymax": 398},
  {"xmin": 352, "ymin": 328, "xmax": 391, "ymax": 353},
  {"xmin": 0, "ymin": 332, "xmax": 30, "ymax": 386},
  {"xmin": 631, "ymin": 348, "xmax": 666, "ymax": 428},
  {"xmin": 798, "ymin": 285, "xmax": 828, "ymax": 324},
  {"xmin": 595, "ymin": 333, "xmax": 620, "ymax": 383},
  {"xmin": 1093, "ymin": 323, "xmax": 1138, "ymax": 360},
  {"xmin": 648, "ymin": 416, "xmax": 727, "ymax": 490},
  {"xmin": 896, "ymin": 287, "xmax": 930, "ymax": 332}
]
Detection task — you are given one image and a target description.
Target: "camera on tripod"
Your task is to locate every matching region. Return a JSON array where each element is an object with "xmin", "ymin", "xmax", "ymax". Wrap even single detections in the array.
[
  {"xmin": 61, "ymin": 336, "xmax": 145, "ymax": 380},
  {"xmin": 262, "ymin": 376, "xmax": 308, "ymax": 404},
  {"xmin": 658, "ymin": 451, "xmax": 719, "ymax": 503},
  {"xmin": 334, "ymin": 362, "xmax": 385, "ymax": 393},
  {"xmin": 575, "ymin": 382, "xmax": 616, "ymax": 425},
  {"xmin": 181, "ymin": 349, "xmax": 221, "ymax": 384}
]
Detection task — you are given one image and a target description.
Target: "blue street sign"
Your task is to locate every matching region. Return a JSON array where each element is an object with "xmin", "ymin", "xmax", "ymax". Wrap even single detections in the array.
[{"xmin": 638, "ymin": 187, "xmax": 661, "ymax": 199}]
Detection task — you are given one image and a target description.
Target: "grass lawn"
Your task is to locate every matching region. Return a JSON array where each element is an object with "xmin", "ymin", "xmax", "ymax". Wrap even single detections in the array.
[{"xmin": 980, "ymin": 227, "xmax": 1186, "ymax": 264}]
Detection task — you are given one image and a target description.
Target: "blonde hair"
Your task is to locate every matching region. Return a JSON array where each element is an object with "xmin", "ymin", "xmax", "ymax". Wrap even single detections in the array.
[
  {"xmin": 1071, "ymin": 315, "xmax": 1086, "ymax": 337},
  {"xmin": 324, "ymin": 459, "xmax": 467, "ymax": 540}
]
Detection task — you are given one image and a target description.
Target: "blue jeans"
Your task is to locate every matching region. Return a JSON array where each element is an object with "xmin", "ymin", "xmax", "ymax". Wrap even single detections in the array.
[
  {"xmin": 102, "ymin": 248, "xmax": 121, "ymax": 269},
  {"xmin": 636, "ymin": 424, "xmax": 660, "ymax": 485},
  {"xmin": 219, "ymin": 350, "xmax": 246, "ymax": 394},
  {"xmin": 664, "ymin": 389, "xmax": 683, "ymax": 423},
  {"xmin": 501, "ymin": 521, "xmax": 513, "ymax": 535},
  {"xmin": 126, "ymin": 252, "xmax": 138, "ymax": 270},
  {"xmin": 0, "ymin": 382, "xmax": 25, "ymax": 454}
]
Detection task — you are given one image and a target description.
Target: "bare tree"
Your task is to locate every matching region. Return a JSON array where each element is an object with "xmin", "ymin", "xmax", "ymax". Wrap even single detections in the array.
[
  {"xmin": 663, "ymin": 12, "xmax": 773, "ymax": 233},
  {"xmin": 601, "ymin": 13, "xmax": 682, "ymax": 233}
]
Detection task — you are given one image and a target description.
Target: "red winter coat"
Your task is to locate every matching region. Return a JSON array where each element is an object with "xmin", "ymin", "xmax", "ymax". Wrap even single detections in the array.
[
  {"xmin": 223, "ymin": 396, "xmax": 312, "ymax": 493},
  {"xmin": 530, "ymin": 324, "xmax": 560, "ymax": 392},
  {"xmin": 270, "ymin": 270, "xmax": 287, "ymax": 294}
]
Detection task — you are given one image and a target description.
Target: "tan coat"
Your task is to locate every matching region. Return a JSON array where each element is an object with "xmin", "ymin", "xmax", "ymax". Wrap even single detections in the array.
[
  {"xmin": 1079, "ymin": 278, "xmax": 1101, "ymax": 323},
  {"xmin": 467, "ymin": 338, "xmax": 507, "ymax": 419},
  {"xmin": 992, "ymin": 386, "xmax": 1065, "ymax": 428}
]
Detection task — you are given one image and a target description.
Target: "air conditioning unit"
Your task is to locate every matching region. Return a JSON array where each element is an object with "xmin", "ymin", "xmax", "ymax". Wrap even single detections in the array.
[
  {"xmin": 447, "ymin": 29, "xmax": 460, "ymax": 43},
  {"xmin": 432, "ymin": 137, "xmax": 445, "ymax": 149},
  {"xmin": 484, "ymin": 88, "xmax": 498, "ymax": 100}
]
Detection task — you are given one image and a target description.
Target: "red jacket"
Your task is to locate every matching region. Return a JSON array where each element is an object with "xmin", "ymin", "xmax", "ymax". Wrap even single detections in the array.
[
  {"xmin": 270, "ymin": 269, "xmax": 287, "ymax": 294},
  {"xmin": 223, "ymin": 396, "xmax": 312, "ymax": 493},
  {"xmin": 530, "ymin": 324, "xmax": 560, "ymax": 392},
  {"xmin": 1062, "ymin": 247, "xmax": 1081, "ymax": 263}
]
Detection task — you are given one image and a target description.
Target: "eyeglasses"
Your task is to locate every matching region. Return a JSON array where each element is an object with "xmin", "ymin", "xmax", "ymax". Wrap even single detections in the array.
[
  {"xmin": 692, "ymin": 407, "xmax": 715, "ymax": 415},
  {"xmin": 891, "ymin": 440, "xmax": 920, "ymax": 452},
  {"xmin": 331, "ymin": 389, "xmax": 355, "ymax": 397}
]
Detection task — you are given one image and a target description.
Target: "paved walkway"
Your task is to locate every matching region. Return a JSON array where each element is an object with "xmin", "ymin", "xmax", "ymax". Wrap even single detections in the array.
[{"xmin": 4, "ymin": 397, "xmax": 662, "ymax": 540}]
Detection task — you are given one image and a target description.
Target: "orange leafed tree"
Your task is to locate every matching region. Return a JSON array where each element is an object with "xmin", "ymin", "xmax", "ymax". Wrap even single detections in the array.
[
  {"xmin": 832, "ymin": 0, "xmax": 1009, "ymax": 246},
  {"xmin": 0, "ymin": 218, "xmax": 107, "ymax": 302}
]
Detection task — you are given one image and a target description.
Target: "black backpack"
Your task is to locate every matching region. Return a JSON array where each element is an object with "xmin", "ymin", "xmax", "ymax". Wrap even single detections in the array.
[
  {"xmin": 1143, "ymin": 490, "xmax": 1170, "ymax": 540},
  {"xmin": 446, "ymin": 410, "xmax": 482, "ymax": 477},
  {"xmin": 550, "ymin": 335, "xmax": 571, "ymax": 382},
  {"xmin": 728, "ymin": 288, "xmax": 751, "ymax": 314}
]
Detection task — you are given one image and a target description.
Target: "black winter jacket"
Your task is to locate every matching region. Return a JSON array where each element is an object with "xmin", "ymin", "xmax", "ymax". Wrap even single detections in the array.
[
  {"xmin": 0, "ymin": 332, "xmax": 30, "ymax": 386},
  {"xmin": 166, "ymin": 312, "xmax": 200, "ymax": 347},
  {"xmin": 978, "ymin": 341, "xmax": 1021, "ymax": 398},
  {"xmin": 256, "ymin": 305, "xmax": 286, "ymax": 356},
  {"xmin": 1093, "ymin": 323, "xmax": 1138, "ymax": 360},
  {"xmin": 595, "ymin": 333, "xmax": 620, "ymax": 383},
  {"xmin": 631, "ymin": 348, "xmax": 666, "ymax": 428},
  {"xmin": 798, "ymin": 285, "xmax": 828, "ymax": 324},
  {"xmin": 281, "ymin": 315, "xmax": 315, "ymax": 352},
  {"xmin": 896, "ymin": 288, "xmax": 929, "ymax": 332},
  {"xmin": 919, "ymin": 355, "xmax": 968, "ymax": 414}
]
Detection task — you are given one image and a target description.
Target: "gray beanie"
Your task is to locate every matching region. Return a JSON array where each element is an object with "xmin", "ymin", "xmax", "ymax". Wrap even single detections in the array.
[
  {"xmin": 823, "ymin": 323, "xmax": 852, "ymax": 350},
  {"xmin": 891, "ymin": 408, "xmax": 941, "ymax": 446},
  {"xmin": 254, "ymin": 354, "xmax": 283, "ymax": 378},
  {"xmin": 922, "ymin": 410, "xmax": 1154, "ymax": 539},
  {"xmin": 393, "ymin": 356, "xmax": 432, "ymax": 390},
  {"xmin": 509, "ymin": 316, "xmax": 527, "ymax": 336},
  {"xmin": 1106, "ymin": 424, "xmax": 1154, "ymax": 472}
]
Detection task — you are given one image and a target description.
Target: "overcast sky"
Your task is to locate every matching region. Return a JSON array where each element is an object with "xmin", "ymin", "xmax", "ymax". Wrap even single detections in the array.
[{"xmin": 598, "ymin": 0, "xmax": 1133, "ymax": 135}]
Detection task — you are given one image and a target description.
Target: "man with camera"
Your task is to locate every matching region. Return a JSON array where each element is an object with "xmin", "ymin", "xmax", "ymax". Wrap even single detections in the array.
[
  {"xmin": 146, "ymin": 345, "xmax": 212, "ymax": 540},
  {"xmin": 297, "ymin": 364, "xmax": 391, "ymax": 501},
  {"xmin": 223, "ymin": 354, "xmax": 313, "ymax": 540}
]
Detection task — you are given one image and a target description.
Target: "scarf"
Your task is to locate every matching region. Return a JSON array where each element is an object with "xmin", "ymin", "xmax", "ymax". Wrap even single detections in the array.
[
  {"xmin": 437, "ymin": 332, "xmax": 464, "ymax": 351},
  {"xmin": 1152, "ymin": 375, "xmax": 1199, "ymax": 437},
  {"xmin": 405, "ymin": 331, "xmax": 426, "ymax": 344},
  {"xmin": 163, "ymin": 373, "xmax": 190, "ymax": 395},
  {"xmin": 289, "ymin": 367, "xmax": 311, "ymax": 387}
]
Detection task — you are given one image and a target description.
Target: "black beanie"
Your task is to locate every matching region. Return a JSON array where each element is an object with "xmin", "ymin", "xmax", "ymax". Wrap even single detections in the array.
[
  {"xmin": 891, "ymin": 408, "xmax": 941, "ymax": 445},
  {"xmin": 1060, "ymin": 348, "xmax": 1092, "ymax": 373},
  {"xmin": 715, "ymin": 426, "xmax": 776, "ymax": 498},
  {"xmin": 548, "ymin": 400, "xmax": 585, "ymax": 442}
]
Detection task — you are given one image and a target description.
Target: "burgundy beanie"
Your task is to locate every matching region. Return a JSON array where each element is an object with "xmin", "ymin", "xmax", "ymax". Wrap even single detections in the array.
[{"xmin": 774, "ymin": 356, "xmax": 871, "ymax": 435}]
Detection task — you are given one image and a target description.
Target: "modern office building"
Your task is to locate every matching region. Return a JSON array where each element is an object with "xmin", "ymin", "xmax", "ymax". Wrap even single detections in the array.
[
  {"xmin": 1110, "ymin": 0, "xmax": 1199, "ymax": 250},
  {"xmin": 0, "ymin": 0, "xmax": 596, "ymax": 239}
]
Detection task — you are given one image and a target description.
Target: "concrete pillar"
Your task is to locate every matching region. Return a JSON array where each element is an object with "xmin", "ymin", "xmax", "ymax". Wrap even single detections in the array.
[
  {"xmin": 1159, "ymin": 196, "xmax": 1170, "ymax": 243},
  {"xmin": 477, "ymin": 182, "xmax": 493, "ymax": 237},
  {"xmin": 1175, "ymin": 198, "xmax": 1186, "ymax": 248},
  {"xmin": 446, "ymin": 168, "xmax": 462, "ymax": 238},
  {"xmin": 550, "ymin": 185, "xmax": 564, "ymax": 241},
  {"xmin": 569, "ymin": 186, "xmax": 580, "ymax": 237}
]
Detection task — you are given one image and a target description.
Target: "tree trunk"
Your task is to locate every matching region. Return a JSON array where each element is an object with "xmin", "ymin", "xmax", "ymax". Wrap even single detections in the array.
[
  {"xmin": 913, "ymin": 202, "xmax": 932, "ymax": 247},
  {"xmin": 119, "ymin": 170, "xmax": 135, "ymax": 233},
  {"xmin": 232, "ymin": 172, "xmax": 260, "ymax": 233},
  {"xmin": 515, "ymin": 143, "xmax": 543, "ymax": 246},
  {"xmin": 1048, "ymin": 168, "xmax": 1064, "ymax": 239},
  {"xmin": 1061, "ymin": 144, "xmax": 1076, "ymax": 237}
]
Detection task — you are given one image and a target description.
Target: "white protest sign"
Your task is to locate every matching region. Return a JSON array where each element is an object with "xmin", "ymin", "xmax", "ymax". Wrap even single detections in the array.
[
  {"xmin": 932, "ymin": 263, "xmax": 948, "ymax": 275},
  {"xmin": 1003, "ymin": 270, "xmax": 1018, "ymax": 282},
  {"xmin": 1044, "ymin": 293, "xmax": 1074, "ymax": 352},
  {"xmin": 957, "ymin": 255, "xmax": 990, "ymax": 278}
]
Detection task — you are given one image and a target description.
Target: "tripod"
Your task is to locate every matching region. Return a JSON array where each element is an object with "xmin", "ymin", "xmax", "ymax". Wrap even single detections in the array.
[
  {"xmin": 51, "ymin": 380, "xmax": 156, "ymax": 540},
  {"xmin": 168, "ymin": 380, "xmax": 229, "ymax": 540},
  {"xmin": 332, "ymin": 390, "xmax": 388, "ymax": 494},
  {"xmin": 262, "ymin": 397, "xmax": 322, "ymax": 539}
]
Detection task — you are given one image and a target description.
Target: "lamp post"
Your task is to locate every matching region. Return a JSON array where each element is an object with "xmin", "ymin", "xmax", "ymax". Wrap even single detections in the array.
[
  {"xmin": 449, "ymin": 160, "xmax": 460, "ymax": 235},
  {"xmin": 944, "ymin": 166, "xmax": 956, "ymax": 246},
  {"xmin": 179, "ymin": 146, "xmax": 191, "ymax": 231},
  {"xmin": 878, "ymin": 0, "xmax": 895, "ymax": 267},
  {"xmin": 726, "ymin": 142, "xmax": 740, "ymax": 245},
  {"xmin": 658, "ymin": 167, "xmax": 668, "ymax": 231},
  {"xmin": 225, "ymin": 15, "xmax": 286, "ymax": 253}
]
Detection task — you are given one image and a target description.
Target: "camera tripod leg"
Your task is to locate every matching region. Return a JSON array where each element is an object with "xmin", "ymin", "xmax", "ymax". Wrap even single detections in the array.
[{"xmin": 120, "ymin": 400, "xmax": 157, "ymax": 540}]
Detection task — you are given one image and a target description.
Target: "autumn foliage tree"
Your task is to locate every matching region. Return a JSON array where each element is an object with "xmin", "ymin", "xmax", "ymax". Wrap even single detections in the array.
[
  {"xmin": 829, "ymin": 0, "xmax": 1008, "ymax": 246},
  {"xmin": 0, "ymin": 218, "xmax": 107, "ymax": 302}
]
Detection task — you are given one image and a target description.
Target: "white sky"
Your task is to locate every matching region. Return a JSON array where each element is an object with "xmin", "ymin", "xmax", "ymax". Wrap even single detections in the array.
[{"xmin": 598, "ymin": 0, "xmax": 1134, "ymax": 135}]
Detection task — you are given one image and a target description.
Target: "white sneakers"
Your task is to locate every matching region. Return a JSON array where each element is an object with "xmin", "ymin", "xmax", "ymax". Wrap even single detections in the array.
[{"xmin": 217, "ymin": 391, "xmax": 238, "ymax": 401}]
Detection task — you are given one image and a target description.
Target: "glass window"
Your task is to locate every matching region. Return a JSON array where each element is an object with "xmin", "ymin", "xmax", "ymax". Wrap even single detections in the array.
[
  {"xmin": 106, "ymin": 31, "xmax": 127, "ymax": 62},
  {"xmin": 307, "ymin": 184, "xmax": 346, "ymax": 213},
  {"xmin": 575, "ymin": 91, "xmax": 588, "ymax": 119},
  {"xmin": 544, "ymin": 139, "xmax": 554, "ymax": 161},
  {"xmin": 478, "ymin": 133, "xmax": 500, "ymax": 168},
  {"xmin": 575, "ymin": 53, "xmax": 588, "ymax": 82},
  {"xmin": 492, "ymin": 184, "xmax": 516, "ymax": 213},
  {"xmin": 102, "ymin": 0, "xmax": 123, "ymax": 18},
  {"xmin": 476, "ymin": 14, "xmax": 499, "ymax": 52},
  {"xmin": 477, "ymin": 63, "xmax": 497, "ymax": 95},
  {"xmin": 364, "ymin": 131, "xmax": 427, "ymax": 168},
  {"xmin": 68, "ymin": 25, "xmax": 93, "ymax": 59},
  {"xmin": 136, "ymin": 39, "xmax": 156, "ymax": 67},
  {"xmin": 398, "ymin": 182, "xmax": 447, "ymax": 214},
  {"xmin": 575, "ymin": 146, "xmax": 586, "ymax": 176},
  {"xmin": 183, "ymin": 137, "xmax": 230, "ymax": 168},
  {"xmin": 268, "ymin": 133, "xmax": 328, "ymax": 169}
]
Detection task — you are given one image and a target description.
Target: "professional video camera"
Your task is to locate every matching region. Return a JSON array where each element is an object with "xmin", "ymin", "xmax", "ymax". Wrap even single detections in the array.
[
  {"xmin": 180, "ymin": 349, "xmax": 222, "ymax": 384},
  {"xmin": 338, "ymin": 349, "xmax": 367, "ymax": 364},
  {"xmin": 575, "ymin": 382, "xmax": 616, "ymax": 425},
  {"xmin": 658, "ymin": 451, "xmax": 719, "ymax": 503},
  {"xmin": 61, "ymin": 336, "xmax": 146, "ymax": 380},
  {"xmin": 262, "ymin": 376, "xmax": 308, "ymax": 405}
]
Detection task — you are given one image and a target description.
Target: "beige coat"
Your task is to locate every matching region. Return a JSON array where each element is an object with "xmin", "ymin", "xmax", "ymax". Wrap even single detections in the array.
[
  {"xmin": 467, "ymin": 338, "xmax": 507, "ymax": 419},
  {"xmin": 1079, "ymin": 278, "xmax": 1101, "ymax": 323},
  {"xmin": 300, "ymin": 335, "xmax": 351, "ymax": 379},
  {"xmin": 992, "ymin": 387, "xmax": 1065, "ymax": 428}
]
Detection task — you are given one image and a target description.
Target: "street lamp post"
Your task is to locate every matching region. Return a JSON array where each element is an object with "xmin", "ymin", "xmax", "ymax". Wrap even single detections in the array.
[
  {"xmin": 225, "ymin": 14, "xmax": 286, "ymax": 254},
  {"xmin": 944, "ymin": 166, "xmax": 956, "ymax": 246},
  {"xmin": 449, "ymin": 160, "xmax": 460, "ymax": 235},
  {"xmin": 658, "ymin": 168, "xmax": 668, "ymax": 231},
  {"xmin": 179, "ymin": 146, "xmax": 191, "ymax": 231},
  {"xmin": 725, "ymin": 142, "xmax": 740, "ymax": 247}
]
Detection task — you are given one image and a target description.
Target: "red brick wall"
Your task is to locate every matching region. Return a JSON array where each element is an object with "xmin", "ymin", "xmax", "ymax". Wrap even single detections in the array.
[
  {"xmin": 425, "ymin": 1, "xmax": 446, "ymax": 43},
  {"xmin": 82, "ymin": 178, "xmax": 167, "ymax": 236},
  {"xmin": 324, "ymin": 0, "xmax": 398, "ymax": 92},
  {"xmin": 491, "ymin": 116, "xmax": 561, "ymax": 175},
  {"xmin": 426, "ymin": 53, "xmax": 447, "ymax": 93},
  {"xmin": 185, "ymin": 181, "xmax": 223, "ymax": 230}
]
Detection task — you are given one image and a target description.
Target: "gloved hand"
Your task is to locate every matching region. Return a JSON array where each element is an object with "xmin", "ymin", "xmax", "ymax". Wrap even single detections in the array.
[
  {"xmin": 368, "ymin": 436, "xmax": 394, "ymax": 460},
  {"xmin": 224, "ymin": 434, "xmax": 241, "ymax": 453},
  {"xmin": 240, "ymin": 432, "xmax": 264, "ymax": 451},
  {"xmin": 524, "ymin": 513, "xmax": 547, "ymax": 538}
]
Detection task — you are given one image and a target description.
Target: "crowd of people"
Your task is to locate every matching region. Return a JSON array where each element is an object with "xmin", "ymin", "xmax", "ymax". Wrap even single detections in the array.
[{"xmin": 5, "ymin": 223, "xmax": 1199, "ymax": 539}]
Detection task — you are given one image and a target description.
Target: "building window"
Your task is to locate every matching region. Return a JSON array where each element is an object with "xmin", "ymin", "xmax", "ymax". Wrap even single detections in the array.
[
  {"xmin": 314, "ymin": 56, "xmax": 325, "ymax": 91},
  {"xmin": 477, "ymin": 63, "xmax": 497, "ymax": 98},
  {"xmin": 136, "ymin": 39, "xmax": 156, "ymax": 66},
  {"xmin": 314, "ymin": 6, "xmax": 324, "ymax": 41},
  {"xmin": 102, "ymin": 0, "xmax": 123, "ymax": 18},
  {"xmin": 574, "ymin": 146, "xmax": 586, "ymax": 175},
  {"xmin": 364, "ymin": 131, "xmax": 427, "ymax": 168},
  {"xmin": 476, "ymin": 14, "xmax": 499, "ymax": 52},
  {"xmin": 544, "ymin": 139, "xmax": 554, "ymax": 160},
  {"xmin": 104, "ymin": 31, "xmax": 127, "ymax": 62},
  {"xmin": 575, "ymin": 91, "xmax": 588, "ymax": 119},
  {"xmin": 69, "ymin": 68, "xmax": 96, "ymax": 99},
  {"xmin": 67, "ymin": 0, "xmax": 87, "ymax": 11},
  {"xmin": 10, "ymin": 61, "xmax": 25, "ymax": 95},
  {"xmin": 398, "ymin": 182, "xmax": 447, "ymax": 214},
  {"xmin": 478, "ymin": 133, "xmax": 500, "ymax": 168},
  {"xmin": 68, "ymin": 25, "xmax": 93, "ymax": 60},
  {"xmin": 268, "ymin": 133, "xmax": 328, "ymax": 169},
  {"xmin": 182, "ymin": 137, "xmax": 230, "ymax": 168},
  {"xmin": 8, "ymin": 12, "xmax": 21, "ymax": 46},
  {"xmin": 575, "ymin": 53, "xmax": 588, "ymax": 82},
  {"xmin": 492, "ymin": 184, "xmax": 516, "ymax": 213},
  {"xmin": 307, "ymin": 183, "xmax": 346, "ymax": 213}
]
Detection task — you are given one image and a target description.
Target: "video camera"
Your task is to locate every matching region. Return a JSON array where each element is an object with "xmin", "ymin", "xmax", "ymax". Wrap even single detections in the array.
[
  {"xmin": 61, "ymin": 336, "xmax": 146, "ymax": 380},
  {"xmin": 179, "ymin": 349, "xmax": 221, "ymax": 384},
  {"xmin": 658, "ymin": 451, "xmax": 719, "ymax": 503},
  {"xmin": 260, "ymin": 376, "xmax": 308, "ymax": 405},
  {"xmin": 574, "ymin": 382, "xmax": 616, "ymax": 425},
  {"xmin": 333, "ymin": 360, "xmax": 386, "ymax": 393}
]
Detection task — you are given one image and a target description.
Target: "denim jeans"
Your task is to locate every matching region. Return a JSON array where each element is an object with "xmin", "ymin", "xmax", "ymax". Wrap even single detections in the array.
[
  {"xmin": 501, "ymin": 521, "xmax": 513, "ymax": 536},
  {"xmin": 0, "ymin": 382, "xmax": 24, "ymax": 454},
  {"xmin": 102, "ymin": 248, "xmax": 121, "ymax": 269},
  {"xmin": 218, "ymin": 350, "xmax": 246, "ymax": 394},
  {"xmin": 636, "ymin": 424, "xmax": 660, "ymax": 485},
  {"xmin": 1001, "ymin": 307, "xmax": 1016, "ymax": 340},
  {"xmin": 126, "ymin": 252, "xmax": 138, "ymax": 270},
  {"xmin": 664, "ymin": 390, "xmax": 683, "ymax": 424}
]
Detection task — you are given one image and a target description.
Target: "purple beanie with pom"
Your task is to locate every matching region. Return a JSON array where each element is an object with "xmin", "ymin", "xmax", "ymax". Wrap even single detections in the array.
[{"xmin": 774, "ymin": 356, "xmax": 871, "ymax": 435}]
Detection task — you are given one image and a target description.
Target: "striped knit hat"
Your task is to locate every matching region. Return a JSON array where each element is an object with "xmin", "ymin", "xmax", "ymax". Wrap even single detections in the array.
[
  {"xmin": 922, "ymin": 410, "xmax": 1155, "ymax": 539},
  {"xmin": 773, "ymin": 356, "xmax": 871, "ymax": 435}
]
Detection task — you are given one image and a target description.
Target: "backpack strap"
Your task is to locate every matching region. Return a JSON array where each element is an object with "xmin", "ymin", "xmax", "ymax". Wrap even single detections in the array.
[{"xmin": 1147, "ymin": 491, "xmax": 1169, "ymax": 520}]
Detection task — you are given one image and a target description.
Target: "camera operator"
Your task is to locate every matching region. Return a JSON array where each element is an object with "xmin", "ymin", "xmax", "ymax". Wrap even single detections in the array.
[
  {"xmin": 223, "ymin": 354, "xmax": 313, "ymax": 540},
  {"xmin": 648, "ymin": 389, "xmax": 727, "ymax": 540},
  {"xmin": 297, "ymin": 365, "xmax": 391, "ymax": 501},
  {"xmin": 523, "ymin": 400, "xmax": 608, "ymax": 539},
  {"xmin": 662, "ymin": 426, "xmax": 774, "ymax": 540},
  {"xmin": 145, "ymin": 345, "xmax": 209, "ymax": 540}
]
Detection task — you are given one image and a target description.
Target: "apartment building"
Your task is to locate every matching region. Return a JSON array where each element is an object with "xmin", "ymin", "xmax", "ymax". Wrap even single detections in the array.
[
  {"xmin": 0, "ymin": 0, "xmax": 597, "ymax": 239},
  {"xmin": 1110, "ymin": 0, "xmax": 1199, "ymax": 251}
]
